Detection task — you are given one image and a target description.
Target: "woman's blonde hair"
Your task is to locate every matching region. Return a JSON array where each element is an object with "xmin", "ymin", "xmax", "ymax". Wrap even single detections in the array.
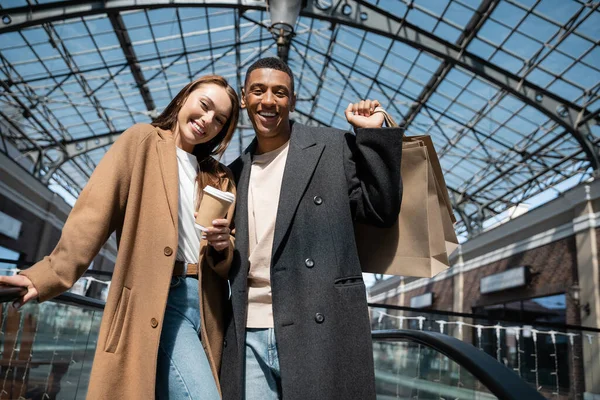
[{"xmin": 152, "ymin": 75, "xmax": 239, "ymax": 198}]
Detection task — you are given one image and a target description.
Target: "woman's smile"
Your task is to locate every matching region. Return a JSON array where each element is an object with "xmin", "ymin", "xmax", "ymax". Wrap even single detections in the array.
[{"xmin": 189, "ymin": 120, "xmax": 206, "ymax": 137}]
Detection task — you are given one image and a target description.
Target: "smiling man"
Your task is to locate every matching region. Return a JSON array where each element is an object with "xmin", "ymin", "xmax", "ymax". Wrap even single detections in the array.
[
  {"xmin": 222, "ymin": 57, "xmax": 404, "ymax": 400},
  {"xmin": 242, "ymin": 65, "xmax": 295, "ymax": 153}
]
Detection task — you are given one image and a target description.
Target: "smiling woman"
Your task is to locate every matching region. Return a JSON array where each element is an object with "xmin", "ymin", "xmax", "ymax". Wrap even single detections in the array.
[
  {"xmin": 0, "ymin": 75, "xmax": 240, "ymax": 399},
  {"xmin": 174, "ymin": 84, "xmax": 234, "ymax": 153}
]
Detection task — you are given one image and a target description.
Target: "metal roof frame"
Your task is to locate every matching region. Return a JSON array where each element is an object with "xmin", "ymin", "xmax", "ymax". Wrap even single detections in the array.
[{"xmin": 1, "ymin": 0, "xmax": 598, "ymax": 238}]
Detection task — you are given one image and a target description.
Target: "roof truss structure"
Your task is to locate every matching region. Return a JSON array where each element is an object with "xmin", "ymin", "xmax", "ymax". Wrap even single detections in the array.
[{"xmin": 1, "ymin": 0, "xmax": 599, "ymax": 239}]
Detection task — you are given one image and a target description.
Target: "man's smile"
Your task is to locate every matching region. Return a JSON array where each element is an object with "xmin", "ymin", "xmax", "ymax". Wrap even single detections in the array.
[{"xmin": 257, "ymin": 111, "xmax": 278, "ymax": 124}]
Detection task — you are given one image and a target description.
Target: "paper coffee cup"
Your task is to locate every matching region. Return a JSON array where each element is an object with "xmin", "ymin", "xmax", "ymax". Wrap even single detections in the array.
[{"xmin": 195, "ymin": 186, "xmax": 235, "ymax": 232}]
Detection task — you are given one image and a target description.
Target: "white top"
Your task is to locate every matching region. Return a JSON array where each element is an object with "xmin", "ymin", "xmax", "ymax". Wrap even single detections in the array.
[
  {"xmin": 246, "ymin": 140, "xmax": 290, "ymax": 328},
  {"xmin": 175, "ymin": 146, "xmax": 202, "ymax": 264}
]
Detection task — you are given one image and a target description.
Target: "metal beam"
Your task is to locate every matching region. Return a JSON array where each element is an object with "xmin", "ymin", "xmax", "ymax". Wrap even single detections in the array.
[
  {"xmin": 474, "ymin": 151, "xmax": 586, "ymax": 220},
  {"xmin": 402, "ymin": 0, "xmax": 498, "ymax": 129},
  {"xmin": 234, "ymin": 8, "xmax": 244, "ymax": 155},
  {"xmin": 0, "ymin": 0, "xmax": 264, "ymax": 33},
  {"xmin": 24, "ymin": 131, "xmax": 122, "ymax": 184},
  {"xmin": 41, "ymin": 23, "xmax": 116, "ymax": 133},
  {"xmin": 24, "ymin": 123, "xmax": 258, "ymax": 156},
  {"xmin": 7, "ymin": 71, "xmax": 100, "ymax": 184},
  {"xmin": 4, "ymin": 0, "xmax": 596, "ymax": 170},
  {"xmin": 302, "ymin": 0, "xmax": 600, "ymax": 171},
  {"xmin": 0, "ymin": 76, "xmax": 93, "ymax": 183},
  {"xmin": 292, "ymin": 39, "xmax": 536, "ymax": 166},
  {"xmin": 307, "ymin": 24, "xmax": 337, "ymax": 122},
  {"xmin": 23, "ymin": 131, "xmax": 122, "ymax": 152},
  {"xmin": 9, "ymin": 37, "xmax": 267, "ymax": 86},
  {"xmin": 467, "ymin": 136, "xmax": 589, "ymax": 212},
  {"xmin": 2, "ymin": 0, "xmax": 599, "ymax": 224},
  {"xmin": 292, "ymin": 39, "xmax": 565, "ymax": 220},
  {"xmin": 452, "ymin": 113, "xmax": 589, "ymax": 211},
  {"xmin": 292, "ymin": 108, "xmax": 329, "ymax": 128},
  {"xmin": 108, "ymin": 13, "xmax": 156, "ymax": 113}
]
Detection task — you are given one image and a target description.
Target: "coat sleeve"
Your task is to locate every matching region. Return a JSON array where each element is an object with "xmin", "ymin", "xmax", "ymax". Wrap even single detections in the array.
[
  {"xmin": 203, "ymin": 170, "xmax": 236, "ymax": 280},
  {"xmin": 343, "ymin": 127, "xmax": 403, "ymax": 228},
  {"xmin": 20, "ymin": 125, "xmax": 148, "ymax": 302}
]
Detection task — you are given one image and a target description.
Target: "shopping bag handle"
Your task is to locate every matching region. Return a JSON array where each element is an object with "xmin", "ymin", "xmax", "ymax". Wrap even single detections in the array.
[{"xmin": 373, "ymin": 106, "xmax": 399, "ymax": 128}]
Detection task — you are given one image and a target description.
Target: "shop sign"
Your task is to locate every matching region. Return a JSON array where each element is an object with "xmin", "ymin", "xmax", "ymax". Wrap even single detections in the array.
[
  {"xmin": 480, "ymin": 266, "xmax": 528, "ymax": 294},
  {"xmin": 0, "ymin": 211, "xmax": 21, "ymax": 240},
  {"xmin": 410, "ymin": 292, "xmax": 433, "ymax": 308}
]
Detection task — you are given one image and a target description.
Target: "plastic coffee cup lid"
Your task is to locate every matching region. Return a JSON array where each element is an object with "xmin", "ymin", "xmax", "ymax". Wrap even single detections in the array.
[{"xmin": 203, "ymin": 185, "xmax": 235, "ymax": 203}]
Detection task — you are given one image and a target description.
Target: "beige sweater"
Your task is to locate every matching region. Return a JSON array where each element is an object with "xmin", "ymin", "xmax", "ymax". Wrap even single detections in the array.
[{"xmin": 246, "ymin": 141, "xmax": 290, "ymax": 328}]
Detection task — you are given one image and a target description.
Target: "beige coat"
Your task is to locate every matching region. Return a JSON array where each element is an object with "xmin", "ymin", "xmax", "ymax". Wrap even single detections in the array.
[{"xmin": 21, "ymin": 123, "xmax": 235, "ymax": 399}]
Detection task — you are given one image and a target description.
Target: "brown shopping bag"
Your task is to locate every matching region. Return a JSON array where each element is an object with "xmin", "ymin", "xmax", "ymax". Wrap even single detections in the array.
[{"xmin": 355, "ymin": 108, "xmax": 459, "ymax": 278}]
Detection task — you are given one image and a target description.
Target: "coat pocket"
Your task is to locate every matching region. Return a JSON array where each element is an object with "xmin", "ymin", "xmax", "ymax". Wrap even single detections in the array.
[
  {"xmin": 104, "ymin": 286, "xmax": 131, "ymax": 353},
  {"xmin": 334, "ymin": 275, "xmax": 364, "ymax": 288}
]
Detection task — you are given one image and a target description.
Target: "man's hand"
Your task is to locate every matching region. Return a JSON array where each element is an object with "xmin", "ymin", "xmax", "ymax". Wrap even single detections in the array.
[
  {"xmin": 344, "ymin": 99, "xmax": 385, "ymax": 129},
  {"xmin": 204, "ymin": 219, "xmax": 231, "ymax": 252},
  {"xmin": 0, "ymin": 274, "xmax": 39, "ymax": 309}
]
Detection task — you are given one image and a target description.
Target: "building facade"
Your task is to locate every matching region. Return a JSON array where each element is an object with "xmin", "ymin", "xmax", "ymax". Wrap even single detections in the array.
[
  {"xmin": 368, "ymin": 179, "xmax": 600, "ymax": 399},
  {"xmin": 0, "ymin": 148, "xmax": 116, "ymax": 298}
]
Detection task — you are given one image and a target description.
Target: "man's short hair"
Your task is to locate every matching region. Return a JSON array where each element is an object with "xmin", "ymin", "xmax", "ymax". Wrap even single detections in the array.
[{"xmin": 244, "ymin": 57, "xmax": 295, "ymax": 93}]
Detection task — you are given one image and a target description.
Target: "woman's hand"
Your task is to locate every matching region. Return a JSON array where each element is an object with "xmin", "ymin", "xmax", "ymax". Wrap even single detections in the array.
[
  {"xmin": 204, "ymin": 219, "xmax": 231, "ymax": 252},
  {"xmin": 0, "ymin": 274, "xmax": 39, "ymax": 309},
  {"xmin": 344, "ymin": 99, "xmax": 385, "ymax": 129}
]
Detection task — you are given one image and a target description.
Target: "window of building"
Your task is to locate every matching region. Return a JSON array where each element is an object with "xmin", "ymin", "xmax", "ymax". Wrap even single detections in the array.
[
  {"xmin": 0, "ymin": 245, "xmax": 20, "ymax": 275},
  {"xmin": 473, "ymin": 293, "xmax": 569, "ymax": 391}
]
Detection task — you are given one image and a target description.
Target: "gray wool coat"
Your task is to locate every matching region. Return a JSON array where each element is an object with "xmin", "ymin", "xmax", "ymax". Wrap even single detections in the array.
[{"xmin": 222, "ymin": 122, "xmax": 403, "ymax": 400}]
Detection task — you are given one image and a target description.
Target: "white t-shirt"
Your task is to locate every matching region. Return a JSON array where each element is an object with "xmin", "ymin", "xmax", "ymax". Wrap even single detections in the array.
[{"xmin": 175, "ymin": 147, "xmax": 201, "ymax": 264}]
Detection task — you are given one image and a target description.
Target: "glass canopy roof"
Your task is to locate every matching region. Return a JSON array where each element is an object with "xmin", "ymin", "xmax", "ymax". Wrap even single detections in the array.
[{"xmin": 1, "ymin": 0, "xmax": 599, "ymax": 240}]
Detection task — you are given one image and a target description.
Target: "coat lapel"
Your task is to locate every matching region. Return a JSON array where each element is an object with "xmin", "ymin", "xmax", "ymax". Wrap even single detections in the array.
[
  {"xmin": 156, "ymin": 134, "xmax": 179, "ymax": 228},
  {"xmin": 230, "ymin": 144, "xmax": 254, "ymax": 352},
  {"xmin": 272, "ymin": 123, "xmax": 324, "ymax": 260},
  {"xmin": 231, "ymin": 149, "xmax": 253, "ymax": 284}
]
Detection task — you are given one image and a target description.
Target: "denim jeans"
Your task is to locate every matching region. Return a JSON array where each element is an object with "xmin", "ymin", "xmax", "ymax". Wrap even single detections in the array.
[
  {"xmin": 156, "ymin": 276, "xmax": 220, "ymax": 400},
  {"xmin": 244, "ymin": 328, "xmax": 282, "ymax": 400}
]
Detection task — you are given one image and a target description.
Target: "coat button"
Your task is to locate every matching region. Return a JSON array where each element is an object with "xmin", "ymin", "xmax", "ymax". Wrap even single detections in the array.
[
  {"xmin": 313, "ymin": 196, "xmax": 323, "ymax": 205},
  {"xmin": 305, "ymin": 258, "xmax": 315, "ymax": 268},
  {"xmin": 151, "ymin": 318, "xmax": 159, "ymax": 328},
  {"xmin": 315, "ymin": 313, "xmax": 325, "ymax": 324},
  {"xmin": 164, "ymin": 247, "xmax": 173, "ymax": 256},
  {"xmin": 223, "ymin": 339, "xmax": 227, "ymax": 347}
]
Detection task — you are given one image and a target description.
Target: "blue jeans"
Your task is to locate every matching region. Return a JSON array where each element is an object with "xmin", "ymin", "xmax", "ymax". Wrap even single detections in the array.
[
  {"xmin": 156, "ymin": 276, "xmax": 220, "ymax": 400},
  {"xmin": 244, "ymin": 328, "xmax": 282, "ymax": 400}
]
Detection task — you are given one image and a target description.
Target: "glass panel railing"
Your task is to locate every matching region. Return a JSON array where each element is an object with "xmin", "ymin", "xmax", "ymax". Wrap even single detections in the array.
[
  {"xmin": 370, "ymin": 303, "xmax": 600, "ymax": 400},
  {"xmin": 0, "ymin": 294, "xmax": 103, "ymax": 399},
  {"xmin": 373, "ymin": 330, "xmax": 546, "ymax": 400},
  {"xmin": 2, "ymin": 277, "xmax": 584, "ymax": 399},
  {"xmin": 374, "ymin": 339, "xmax": 498, "ymax": 399}
]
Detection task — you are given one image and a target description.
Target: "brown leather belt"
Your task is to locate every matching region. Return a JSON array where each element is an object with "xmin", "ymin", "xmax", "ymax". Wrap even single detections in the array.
[{"xmin": 173, "ymin": 260, "xmax": 199, "ymax": 277}]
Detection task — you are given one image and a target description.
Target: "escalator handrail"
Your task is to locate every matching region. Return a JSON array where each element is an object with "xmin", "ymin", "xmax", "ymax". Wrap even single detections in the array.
[
  {"xmin": 0, "ymin": 285, "xmax": 27, "ymax": 303},
  {"xmin": 0, "ymin": 286, "xmax": 105, "ymax": 309},
  {"xmin": 55, "ymin": 292, "xmax": 105, "ymax": 310},
  {"xmin": 372, "ymin": 329, "xmax": 546, "ymax": 400}
]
